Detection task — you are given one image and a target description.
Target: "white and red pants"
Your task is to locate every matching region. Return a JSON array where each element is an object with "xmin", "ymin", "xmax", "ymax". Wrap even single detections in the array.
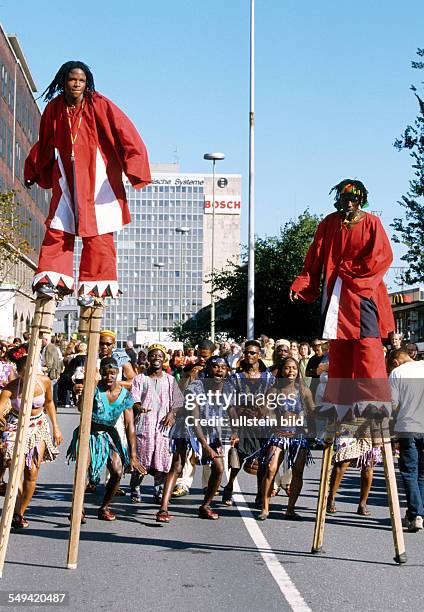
[{"xmin": 33, "ymin": 228, "xmax": 119, "ymax": 297}]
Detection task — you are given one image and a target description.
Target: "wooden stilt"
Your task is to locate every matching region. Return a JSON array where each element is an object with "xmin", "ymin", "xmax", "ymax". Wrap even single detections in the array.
[
  {"xmin": 378, "ymin": 418, "xmax": 407, "ymax": 564},
  {"xmin": 67, "ymin": 302, "xmax": 104, "ymax": 570},
  {"xmin": 0, "ymin": 297, "xmax": 56, "ymax": 578},
  {"xmin": 311, "ymin": 440, "xmax": 333, "ymax": 554}
]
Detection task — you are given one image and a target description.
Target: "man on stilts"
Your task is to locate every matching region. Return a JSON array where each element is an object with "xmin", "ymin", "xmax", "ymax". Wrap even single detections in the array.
[
  {"xmin": 24, "ymin": 60, "xmax": 151, "ymax": 306},
  {"xmin": 290, "ymin": 179, "xmax": 406, "ymax": 563}
]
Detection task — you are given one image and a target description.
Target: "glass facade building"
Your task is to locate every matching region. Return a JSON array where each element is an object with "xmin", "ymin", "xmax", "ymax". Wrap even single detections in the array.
[{"xmin": 64, "ymin": 164, "xmax": 242, "ymax": 344}]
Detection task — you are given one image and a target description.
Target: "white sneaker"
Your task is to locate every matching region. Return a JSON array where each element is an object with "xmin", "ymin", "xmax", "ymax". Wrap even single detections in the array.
[{"xmin": 408, "ymin": 516, "xmax": 423, "ymax": 532}]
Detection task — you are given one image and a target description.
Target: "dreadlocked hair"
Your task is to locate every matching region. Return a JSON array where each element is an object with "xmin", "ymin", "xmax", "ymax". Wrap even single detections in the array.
[
  {"xmin": 329, "ymin": 179, "xmax": 369, "ymax": 209},
  {"xmin": 41, "ymin": 61, "xmax": 95, "ymax": 102}
]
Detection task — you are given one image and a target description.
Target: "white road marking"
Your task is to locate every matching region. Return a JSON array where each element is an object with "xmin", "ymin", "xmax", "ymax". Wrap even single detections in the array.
[{"xmin": 232, "ymin": 479, "xmax": 312, "ymax": 612}]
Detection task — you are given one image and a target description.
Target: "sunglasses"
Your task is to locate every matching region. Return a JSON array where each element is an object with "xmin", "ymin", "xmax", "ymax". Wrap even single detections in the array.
[
  {"xmin": 244, "ymin": 350, "xmax": 259, "ymax": 355},
  {"xmin": 100, "ymin": 341, "xmax": 113, "ymax": 346}
]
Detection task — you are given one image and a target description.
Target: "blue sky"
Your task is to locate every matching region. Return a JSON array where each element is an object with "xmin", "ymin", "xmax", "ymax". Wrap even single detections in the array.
[{"xmin": 2, "ymin": 0, "xmax": 423, "ymax": 288}]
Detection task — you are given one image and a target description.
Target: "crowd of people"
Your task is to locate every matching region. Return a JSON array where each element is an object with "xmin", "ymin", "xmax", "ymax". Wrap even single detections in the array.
[{"xmin": 0, "ymin": 330, "xmax": 422, "ymax": 533}]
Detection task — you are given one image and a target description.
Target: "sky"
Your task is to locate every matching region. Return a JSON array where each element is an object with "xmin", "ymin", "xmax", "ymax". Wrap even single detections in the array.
[{"xmin": 2, "ymin": 0, "xmax": 423, "ymax": 289}]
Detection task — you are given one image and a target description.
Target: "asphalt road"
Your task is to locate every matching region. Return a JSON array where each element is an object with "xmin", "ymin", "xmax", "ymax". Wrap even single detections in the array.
[{"xmin": 0, "ymin": 407, "xmax": 423, "ymax": 612}]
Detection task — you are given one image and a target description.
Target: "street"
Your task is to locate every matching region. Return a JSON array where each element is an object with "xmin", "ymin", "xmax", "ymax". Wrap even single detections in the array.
[{"xmin": 0, "ymin": 407, "xmax": 422, "ymax": 612}]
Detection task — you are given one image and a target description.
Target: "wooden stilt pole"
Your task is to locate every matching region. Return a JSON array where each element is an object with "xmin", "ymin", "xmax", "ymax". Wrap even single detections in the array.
[
  {"xmin": 0, "ymin": 297, "xmax": 56, "ymax": 578},
  {"xmin": 311, "ymin": 440, "xmax": 333, "ymax": 554},
  {"xmin": 378, "ymin": 418, "xmax": 407, "ymax": 564},
  {"xmin": 67, "ymin": 302, "xmax": 104, "ymax": 569}
]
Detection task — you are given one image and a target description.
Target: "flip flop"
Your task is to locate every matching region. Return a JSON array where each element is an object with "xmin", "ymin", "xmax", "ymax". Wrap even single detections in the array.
[{"xmin": 156, "ymin": 510, "xmax": 172, "ymax": 523}]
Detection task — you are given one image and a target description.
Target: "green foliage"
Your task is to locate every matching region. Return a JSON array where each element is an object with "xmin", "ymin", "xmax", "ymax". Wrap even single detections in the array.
[
  {"xmin": 174, "ymin": 210, "xmax": 322, "ymax": 344},
  {"xmin": 391, "ymin": 48, "xmax": 424, "ymax": 284},
  {"xmin": 0, "ymin": 190, "xmax": 31, "ymax": 284}
]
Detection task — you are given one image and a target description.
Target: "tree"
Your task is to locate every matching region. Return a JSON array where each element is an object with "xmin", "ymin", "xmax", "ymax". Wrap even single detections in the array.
[
  {"xmin": 391, "ymin": 48, "xmax": 424, "ymax": 284},
  {"xmin": 173, "ymin": 210, "xmax": 322, "ymax": 344},
  {"xmin": 0, "ymin": 190, "xmax": 31, "ymax": 286}
]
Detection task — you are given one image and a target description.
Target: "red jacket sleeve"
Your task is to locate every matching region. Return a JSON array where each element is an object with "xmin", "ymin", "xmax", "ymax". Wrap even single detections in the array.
[
  {"xmin": 103, "ymin": 97, "xmax": 151, "ymax": 189},
  {"xmin": 337, "ymin": 217, "xmax": 393, "ymax": 299},
  {"xmin": 24, "ymin": 101, "xmax": 55, "ymax": 189},
  {"xmin": 290, "ymin": 218, "xmax": 326, "ymax": 303}
]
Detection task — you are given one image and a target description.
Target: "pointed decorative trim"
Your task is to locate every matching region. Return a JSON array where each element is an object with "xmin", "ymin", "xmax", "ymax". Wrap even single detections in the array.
[
  {"xmin": 32, "ymin": 271, "xmax": 75, "ymax": 291},
  {"xmin": 78, "ymin": 280, "xmax": 121, "ymax": 298},
  {"xmin": 354, "ymin": 400, "xmax": 392, "ymax": 418}
]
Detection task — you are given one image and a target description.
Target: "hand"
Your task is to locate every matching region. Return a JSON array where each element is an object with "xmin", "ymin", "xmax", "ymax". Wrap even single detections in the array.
[
  {"xmin": 130, "ymin": 457, "xmax": 147, "ymax": 475},
  {"xmin": 160, "ymin": 411, "xmax": 175, "ymax": 430},
  {"xmin": 204, "ymin": 445, "xmax": 224, "ymax": 460},
  {"xmin": 230, "ymin": 432, "xmax": 239, "ymax": 446},
  {"xmin": 317, "ymin": 363, "xmax": 329, "ymax": 375},
  {"xmin": 289, "ymin": 289, "xmax": 300, "ymax": 302},
  {"xmin": 53, "ymin": 426, "xmax": 63, "ymax": 446},
  {"xmin": 73, "ymin": 383, "xmax": 83, "ymax": 396}
]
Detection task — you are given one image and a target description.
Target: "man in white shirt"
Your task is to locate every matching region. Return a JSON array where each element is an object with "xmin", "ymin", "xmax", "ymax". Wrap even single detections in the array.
[{"xmin": 388, "ymin": 349, "xmax": 424, "ymax": 532}]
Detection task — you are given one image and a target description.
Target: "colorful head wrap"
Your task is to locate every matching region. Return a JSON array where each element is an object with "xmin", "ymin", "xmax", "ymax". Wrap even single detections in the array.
[
  {"xmin": 100, "ymin": 329, "xmax": 116, "ymax": 340},
  {"xmin": 330, "ymin": 179, "xmax": 369, "ymax": 209},
  {"xmin": 147, "ymin": 343, "xmax": 167, "ymax": 357}
]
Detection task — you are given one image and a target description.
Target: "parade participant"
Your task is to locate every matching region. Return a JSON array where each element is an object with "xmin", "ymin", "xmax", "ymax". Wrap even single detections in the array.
[
  {"xmin": 222, "ymin": 340, "xmax": 275, "ymax": 508},
  {"xmin": 388, "ymin": 349, "xmax": 424, "ymax": 531},
  {"xmin": 290, "ymin": 179, "xmax": 394, "ymax": 418},
  {"xmin": 173, "ymin": 339, "xmax": 216, "ymax": 497},
  {"xmin": 270, "ymin": 340, "xmax": 290, "ymax": 377},
  {"xmin": 0, "ymin": 346, "xmax": 62, "ymax": 528},
  {"xmin": 157, "ymin": 356, "xmax": 231, "ymax": 522},
  {"xmin": 130, "ymin": 344, "xmax": 184, "ymax": 503},
  {"xmin": 68, "ymin": 357, "xmax": 145, "ymax": 521},
  {"xmin": 98, "ymin": 330, "xmax": 136, "ymax": 388},
  {"xmin": 257, "ymin": 357, "xmax": 314, "ymax": 520},
  {"xmin": 24, "ymin": 61, "xmax": 151, "ymax": 306}
]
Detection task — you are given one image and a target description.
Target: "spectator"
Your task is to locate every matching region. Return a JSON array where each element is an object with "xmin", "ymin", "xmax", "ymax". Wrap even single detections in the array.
[
  {"xmin": 406, "ymin": 343, "xmax": 419, "ymax": 361},
  {"xmin": 298, "ymin": 341, "xmax": 312, "ymax": 386},
  {"xmin": 390, "ymin": 332, "xmax": 403, "ymax": 350},
  {"xmin": 388, "ymin": 348, "xmax": 424, "ymax": 531},
  {"xmin": 305, "ymin": 340, "xmax": 324, "ymax": 400}
]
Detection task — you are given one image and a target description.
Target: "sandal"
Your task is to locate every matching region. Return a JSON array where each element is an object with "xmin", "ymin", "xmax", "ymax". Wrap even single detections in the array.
[
  {"xmin": 326, "ymin": 501, "xmax": 336, "ymax": 514},
  {"xmin": 11, "ymin": 513, "xmax": 29, "ymax": 529},
  {"xmin": 199, "ymin": 506, "xmax": 219, "ymax": 520},
  {"xmin": 85, "ymin": 483, "xmax": 97, "ymax": 494},
  {"xmin": 98, "ymin": 508, "xmax": 116, "ymax": 521},
  {"xmin": 131, "ymin": 491, "xmax": 142, "ymax": 503},
  {"xmin": 257, "ymin": 511, "xmax": 269, "ymax": 521},
  {"xmin": 172, "ymin": 484, "xmax": 188, "ymax": 497},
  {"xmin": 221, "ymin": 488, "xmax": 234, "ymax": 506},
  {"xmin": 156, "ymin": 510, "xmax": 172, "ymax": 523},
  {"xmin": 271, "ymin": 489, "xmax": 279, "ymax": 497}
]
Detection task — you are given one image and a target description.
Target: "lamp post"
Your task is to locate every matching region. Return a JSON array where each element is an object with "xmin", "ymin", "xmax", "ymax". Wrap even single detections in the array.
[
  {"xmin": 175, "ymin": 227, "xmax": 190, "ymax": 325},
  {"xmin": 203, "ymin": 152, "xmax": 225, "ymax": 342},
  {"xmin": 154, "ymin": 262, "xmax": 164, "ymax": 340},
  {"xmin": 247, "ymin": 0, "xmax": 255, "ymax": 339}
]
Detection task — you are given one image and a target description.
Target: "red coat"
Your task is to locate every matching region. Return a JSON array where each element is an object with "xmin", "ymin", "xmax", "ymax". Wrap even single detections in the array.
[
  {"xmin": 24, "ymin": 92, "xmax": 151, "ymax": 237},
  {"xmin": 291, "ymin": 212, "xmax": 394, "ymax": 340}
]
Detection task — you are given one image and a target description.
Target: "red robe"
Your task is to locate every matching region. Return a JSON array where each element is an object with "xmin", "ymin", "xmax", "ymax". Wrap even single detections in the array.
[
  {"xmin": 24, "ymin": 92, "xmax": 151, "ymax": 237},
  {"xmin": 291, "ymin": 212, "xmax": 394, "ymax": 340}
]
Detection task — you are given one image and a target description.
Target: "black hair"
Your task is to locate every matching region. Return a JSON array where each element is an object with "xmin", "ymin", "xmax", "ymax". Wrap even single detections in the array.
[
  {"xmin": 41, "ymin": 61, "xmax": 95, "ymax": 102},
  {"xmin": 99, "ymin": 357, "xmax": 119, "ymax": 371},
  {"xmin": 330, "ymin": 179, "xmax": 369, "ymax": 210},
  {"xmin": 244, "ymin": 339, "xmax": 262, "ymax": 351},
  {"xmin": 197, "ymin": 339, "xmax": 216, "ymax": 352},
  {"xmin": 276, "ymin": 356, "xmax": 299, "ymax": 380}
]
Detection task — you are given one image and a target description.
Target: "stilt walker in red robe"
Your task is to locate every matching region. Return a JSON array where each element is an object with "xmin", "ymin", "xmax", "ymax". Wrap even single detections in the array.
[
  {"xmin": 290, "ymin": 179, "xmax": 394, "ymax": 417},
  {"xmin": 24, "ymin": 60, "xmax": 151, "ymax": 306}
]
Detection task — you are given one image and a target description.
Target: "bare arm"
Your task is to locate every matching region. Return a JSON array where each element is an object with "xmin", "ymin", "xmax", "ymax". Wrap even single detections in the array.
[
  {"xmin": 123, "ymin": 407, "xmax": 146, "ymax": 474},
  {"xmin": 42, "ymin": 377, "xmax": 63, "ymax": 445}
]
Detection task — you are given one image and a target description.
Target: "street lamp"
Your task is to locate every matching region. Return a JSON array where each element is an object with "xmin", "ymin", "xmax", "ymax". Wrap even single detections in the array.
[
  {"xmin": 203, "ymin": 152, "xmax": 225, "ymax": 342},
  {"xmin": 175, "ymin": 227, "xmax": 190, "ymax": 324},
  {"xmin": 153, "ymin": 262, "xmax": 165, "ymax": 340}
]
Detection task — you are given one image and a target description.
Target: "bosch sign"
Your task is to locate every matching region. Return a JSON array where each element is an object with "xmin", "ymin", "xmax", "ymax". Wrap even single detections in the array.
[{"xmin": 204, "ymin": 195, "xmax": 241, "ymax": 215}]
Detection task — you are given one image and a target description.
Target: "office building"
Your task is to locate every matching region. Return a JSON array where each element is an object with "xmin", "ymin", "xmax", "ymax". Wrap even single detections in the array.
[
  {"xmin": 57, "ymin": 164, "xmax": 241, "ymax": 344},
  {"xmin": 0, "ymin": 25, "xmax": 49, "ymax": 338}
]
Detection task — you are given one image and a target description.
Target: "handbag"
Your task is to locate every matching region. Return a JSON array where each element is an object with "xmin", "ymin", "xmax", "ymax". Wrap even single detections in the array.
[{"xmin": 243, "ymin": 457, "xmax": 259, "ymax": 476}]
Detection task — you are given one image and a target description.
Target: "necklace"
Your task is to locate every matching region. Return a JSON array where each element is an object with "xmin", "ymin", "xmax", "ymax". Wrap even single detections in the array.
[{"xmin": 66, "ymin": 100, "xmax": 85, "ymax": 161}]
